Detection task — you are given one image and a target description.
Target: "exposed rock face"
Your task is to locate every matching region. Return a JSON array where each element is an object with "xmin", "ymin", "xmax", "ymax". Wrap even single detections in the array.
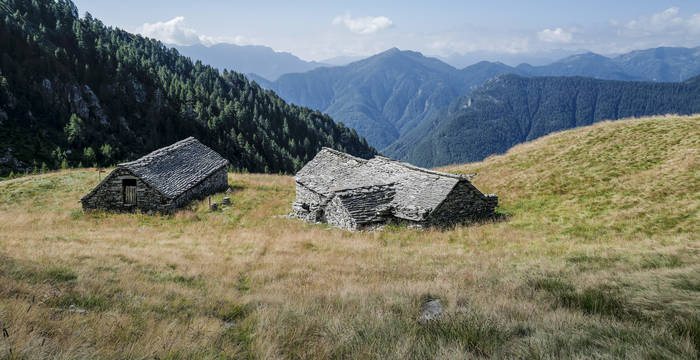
[
  {"xmin": 66, "ymin": 85, "xmax": 108, "ymax": 125},
  {"xmin": 0, "ymin": 148, "xmax": 31, "ymax": 174},
  {"xmin": 81, "ymin": 137, "xmax": 229, "ymax": 213},
  {"xmin": 292, "ymin": 148, "xmax": 498, "ymax": 230}
]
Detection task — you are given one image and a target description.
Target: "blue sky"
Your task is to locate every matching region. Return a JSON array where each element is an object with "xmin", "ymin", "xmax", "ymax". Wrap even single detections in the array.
[{"xmin": 72, "ymin": 1, "xmax": 700, "ymax": 62}]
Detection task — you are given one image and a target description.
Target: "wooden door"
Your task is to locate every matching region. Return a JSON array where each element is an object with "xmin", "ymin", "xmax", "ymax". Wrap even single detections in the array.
[{"xmin": 123, "ymin": 179, "xmax": 137, "ymax": 205}]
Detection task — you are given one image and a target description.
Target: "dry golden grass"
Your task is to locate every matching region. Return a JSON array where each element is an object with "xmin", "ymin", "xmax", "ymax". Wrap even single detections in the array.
[{"xmin": 0, "ymin": 114, "xmax": 699, "ymax": 359}]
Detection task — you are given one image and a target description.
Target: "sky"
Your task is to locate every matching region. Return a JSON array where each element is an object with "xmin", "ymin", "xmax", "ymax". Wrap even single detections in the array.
[{"xmin": 71, "ymin": 1, "xmax": 700, "ymax": 62}]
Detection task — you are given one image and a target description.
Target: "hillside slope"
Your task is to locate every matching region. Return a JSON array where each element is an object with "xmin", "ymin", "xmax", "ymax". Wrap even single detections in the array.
[
  {"xmin": 0, "ymin": 0, "xmax": 375, "ymax": 176},
  {"xmin": 0, "ymin": 115, "xmax": 698, "ymax": 358},
  {"xmin": 385, "ymin": 74, "xmax": 700, "ymax": 167}
]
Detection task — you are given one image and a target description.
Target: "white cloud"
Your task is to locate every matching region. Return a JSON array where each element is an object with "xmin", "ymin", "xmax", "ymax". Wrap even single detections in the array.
[
  {"xmin": 138, "ymin": 16, "xmax": 251, "ymax": 46},
  {"xmin": 621, "ymin": 7, "xmax": 700, "ymax": 36},
  {"xmin": 332, "ymin": 13, "xmax": 393, "ymax": 35},
  {"xmin": 537, "ymin": 28, "xmax": 573, "ymax": 43}
]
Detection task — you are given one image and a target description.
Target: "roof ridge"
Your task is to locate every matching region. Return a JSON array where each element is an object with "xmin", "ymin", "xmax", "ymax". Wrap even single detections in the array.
[
  {"xmin": 370, "ymin": 156, "xmax": 467, "ymax": 180},
  {"xmin": 119, "ymin": 137, "xmax": 197, "ymax": 167},
  {"xmin": 320, "ymin": 147, "xmax": 369, "ymax": 163}
]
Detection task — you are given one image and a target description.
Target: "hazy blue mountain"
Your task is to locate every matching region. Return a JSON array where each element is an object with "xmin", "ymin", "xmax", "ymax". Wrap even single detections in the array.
[
  {"xmin": 439, "ymin": 48, "xmax": 581, "ymax": 68},
  {"xmin": 613, "ymin": 46, "xmax": 700, "ymax": 82},
  {"xmin": 262, "ymin": 48, "xmax": 473, "ymax": 148},
  {"xmin": 173, "ymin": 43, "xmax": 327, "ymax": 81},
  {"xmin": 383, "ymin": 74, "xmax": 700, "ymax": 167},
  {"xmin": 257, "ymin": 46, "xmax": 700, "ymax": 151},
  {"xmin": 319, "ymin": 55, "xmax": 368, "ymax": 66},
  {"xmin": 516, "ymin": 47, "xmax": 700, "ymax": 82},
  {"xmin": 517, "ymin": 52, "xmax": 642, "ymax": 80}
]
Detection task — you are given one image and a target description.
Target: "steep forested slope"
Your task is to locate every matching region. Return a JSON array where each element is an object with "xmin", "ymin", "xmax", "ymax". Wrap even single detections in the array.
[
  {"xmin": 0, "ymin": 0, "xmax": 375, "ymax": 176},
  {"xmin": 384, "ymin": 74, "xmax": 700, "ymax": 167}
]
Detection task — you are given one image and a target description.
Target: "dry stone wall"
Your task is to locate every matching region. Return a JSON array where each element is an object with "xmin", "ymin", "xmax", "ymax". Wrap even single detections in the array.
[
  {"xmin": 291, "ymin": 183, "xmax": 329, "ymax": 222},
  {"xmin": 81, "ymin": 168, "xmax": 172, "ymax": 213},
  {"xmin": 326, "ymin": 184, "xmax": 396, "ymax": 230},
  {"xmin": 428, "ymin": 181, "xmax": 498, "ymax": 226},
  {"xmin": 172, "ymin": 166, "xmax": 228, "ymax": 209},
  {"xmin": 82, "ymin": 166, "xmax": 228, "ymax": 213}
]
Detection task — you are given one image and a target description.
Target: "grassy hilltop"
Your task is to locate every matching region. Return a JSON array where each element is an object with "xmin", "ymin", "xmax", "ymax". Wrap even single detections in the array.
[{"xmin": 0, "ymin": 115, "xmax": 698, "ymax": 359}]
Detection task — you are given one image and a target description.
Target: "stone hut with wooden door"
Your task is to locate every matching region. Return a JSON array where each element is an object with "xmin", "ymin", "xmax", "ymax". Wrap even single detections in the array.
[
  {"xmin": 292, "ymin": 148, "xmax": 498, "ymax": 230},
  {"xmin": 81, "ymin": 137, "xmax": 229, "ymax": 213}
]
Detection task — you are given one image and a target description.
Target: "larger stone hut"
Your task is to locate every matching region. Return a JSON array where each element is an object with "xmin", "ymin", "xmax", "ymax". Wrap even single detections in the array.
[
  {"xmin": 81, "ymin": 137, "xmax": 229, "ymax": 213},
  {"xmin": 292, "ymin": 148, "xmax": 498, "ymax": 230}
]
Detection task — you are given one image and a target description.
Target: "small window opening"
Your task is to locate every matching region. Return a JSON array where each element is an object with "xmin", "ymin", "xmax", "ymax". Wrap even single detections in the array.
[{"xmin": 123, "ymin": 179, "xmax": 137, "ymax": 205}]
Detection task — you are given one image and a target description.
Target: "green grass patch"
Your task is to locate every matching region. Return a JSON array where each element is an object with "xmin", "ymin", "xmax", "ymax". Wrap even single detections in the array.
[
  {"xmin": 672, "ymin": 315, "xmax": 700, "ymax": 354},
  {"xmin": 48, "ymin": 292, "xmax": 110, "ymax": 311},
  {"xmin": 146, "ymin": 269, "xmax": 205, "ymax": 288},
  {"xmin": 150, "ymin": 291, "xmax": 197, "ymax": 318},
  {"xmin": 530, "ymin": 276, "xmax": 639, "ymax": 320},
  {"xmin": 45, "ymin": 266, "xmax": 78, "ymax": 282},
  {"xmin": 529, "ymin": 277, "xmax": 575, "ymax": 294},
  {"xmin": 415, "ymin": 312, "xmax": 515, "ymax": 357},
  {"xmin": 211, "ymin": 301, "xmax": 252, "ymax": 323},
  {"xmin": 639, "ymin": 254, "xmax": 683, "ymax": 269},
  {"xmin": 672, "ymin": 274, "xmax": 700, "ymax": 292},
  {"xmin": 236, "ymin": 273, "xmax": 252, "ymax": 293},
  {"xmin": 302, "ymin": 242, "xmax": 318, "ymax": 251},
  {"xmin": 0, "ymin": 256, "xmax": 78, "ymax": 284},
  {"xmin": 566, "ymin": 253, "xmax": 625, "ymax": 270},
  {"xmin": 218, "ymin": 313, "xmax": 257, "ymax": 360}
]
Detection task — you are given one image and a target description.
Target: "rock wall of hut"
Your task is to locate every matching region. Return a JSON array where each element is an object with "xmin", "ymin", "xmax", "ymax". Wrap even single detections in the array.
[
  {"xmin": 325, "ymin": 184, "xmax": 396, "ymax": 230},
  {"xmin": 82, "ymin": 166, "xmax": 228, "ymax": 213},
  {"xmin": 291, "ymin": 184, "xmax": 328, "ymax": 222},
  {"xmin": 172, "ymin": 166, "xmax": 229, "ymax": 209},
  {"xmin": 81, "ymin": 168, "xmax": 171, "ymax": 213},
  {"xmin": 428, "ymin": 181, "xmax": 498, "ymax": 226}
]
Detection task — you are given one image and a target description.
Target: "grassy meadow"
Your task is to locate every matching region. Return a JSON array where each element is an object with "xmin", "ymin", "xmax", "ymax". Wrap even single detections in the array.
[{"xmin": 0, "ymin": 114, "xmax": 698, "ymax": 359}]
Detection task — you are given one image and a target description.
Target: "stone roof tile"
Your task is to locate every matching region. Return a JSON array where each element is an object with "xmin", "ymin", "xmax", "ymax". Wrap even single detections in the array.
[{"xmin": 118, "ymin": 137, "xmax": 228, "ymax": 198}]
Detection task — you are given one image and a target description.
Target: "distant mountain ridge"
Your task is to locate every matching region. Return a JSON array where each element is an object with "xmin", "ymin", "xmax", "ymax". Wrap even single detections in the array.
[
  {"xmin": 174, "ymin": 43, "xmax": 327, "ymax": 81},
  {"xmin": 383, "ymin": 74, "xmax": 700, "ymax": 167},
  {"xmin": 256, "ymin": 46, "xmax": 700, "ymax": 150},
  {"xmin": 260, "ymin": 48, "xmax": 513, "ymax": 148}
]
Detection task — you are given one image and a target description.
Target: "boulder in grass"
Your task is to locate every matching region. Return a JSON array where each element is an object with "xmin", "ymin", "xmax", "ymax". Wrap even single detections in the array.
[{"xmin": 419, "ymin": 299, "xmax": 443, "ymax": 324}]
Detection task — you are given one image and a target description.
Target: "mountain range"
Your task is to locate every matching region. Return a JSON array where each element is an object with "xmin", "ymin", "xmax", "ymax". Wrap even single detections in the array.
[
  {"xmin": 255, "ymin": 46, "xmax": 700, "ymax": 152},
  {"xmin": 384, "ymin": 74, "xmax": 700, "ymax": 167},
  {"xmin": 173, "ymin": 43, "xmax": 327, "ymax": 81}
]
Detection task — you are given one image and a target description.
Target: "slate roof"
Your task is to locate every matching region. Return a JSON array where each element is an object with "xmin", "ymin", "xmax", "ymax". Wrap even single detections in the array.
[
  {"xmin": 294, "ymin": 148, "xmax": 368, "ymax": 198},
  {"xmin": 295, "ymin": 148, "xmax": 472, "ymax": 222},
  {"xmin": 334, "ymin": 183, "xmax": 396, "ymax": 225},
  {"xmin": 118, "ymin": 137, "xmax": 228, "ymax": 199}
]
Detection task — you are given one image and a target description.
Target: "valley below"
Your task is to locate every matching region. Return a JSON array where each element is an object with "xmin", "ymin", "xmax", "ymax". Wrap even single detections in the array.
[{"xmin": 1, "ymin": 115, "xmax": 698, "ymax": 359}]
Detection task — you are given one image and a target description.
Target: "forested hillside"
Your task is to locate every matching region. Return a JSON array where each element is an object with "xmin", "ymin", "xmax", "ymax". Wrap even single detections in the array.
[
  {"xmin": 0, "ymin": 0, "xmax": 375, "ymax": 176},
  {"xmin": 384, "ymin": 74, "xmax": 700, "ymax": 167}
]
